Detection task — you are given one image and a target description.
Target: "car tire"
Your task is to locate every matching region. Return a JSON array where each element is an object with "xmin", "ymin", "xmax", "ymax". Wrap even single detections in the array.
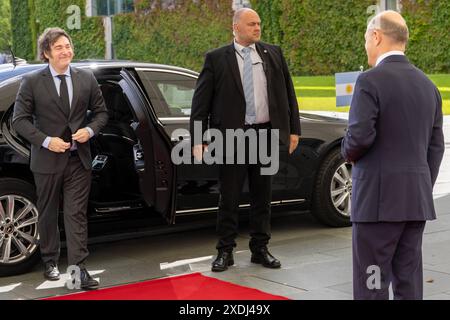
[
  {"xmin": 312, "ymin": 148, "xmax": 352, "ymax": 227},
  {"xmin": 0, "ymin": 178, "xmax": 41, "ymax": 277}
]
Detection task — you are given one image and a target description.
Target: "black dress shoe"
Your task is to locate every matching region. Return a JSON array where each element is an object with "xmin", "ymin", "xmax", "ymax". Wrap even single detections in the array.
[
  {"xmin": 211, "ymin": 251, "xmax": 234, "ymax": 272},
  {"xmin": 79, "ymin": 267, "xmax": 99, "ymax": 290},
  {"xmin": 251, "ymin": 248, "xmax": 281, "ymax": 268},
  {"xmin": 44, "ymin": 261, "xmax": 60, "ymax": 281}
]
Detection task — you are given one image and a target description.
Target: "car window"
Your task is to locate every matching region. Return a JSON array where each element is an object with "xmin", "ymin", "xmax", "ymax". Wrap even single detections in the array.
[{"xmin": 137, "ymin": 70, "xmax": 196, "ymax": 118}]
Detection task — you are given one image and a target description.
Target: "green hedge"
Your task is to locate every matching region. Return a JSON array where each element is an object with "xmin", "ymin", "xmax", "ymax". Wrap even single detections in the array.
[
  {"xmin": 10, "ymin": 0, "xmax": 104, "ymax": 61},
  {"xmin": 9, "ymin": 0, "xmax": 450, "ymax": 75},
  {"xmin": 402, "ymin": 0, "xmax": 450, "ymax": 73},
  {"xmin": 0, "ymin": 0, "xmax": 12, "ymax": 51},
  {"xmin": 113, "ymin": 0, "xmax": 233, "ymax": 72},
  {"xmin": 10, "ymin": 0, "xmax": 34, "ymax": 60},
  {"xmin": 253, "ymin": 0, "xmax": 376, "ymax": 75},
  {"xmin": 33, "ymin": 0, "xmax": 105, "ymax": 61},
  {"xmin": 251, "ymin": 0, "xmax": 283, "ymax": 46},
  {"xmin": 10, "ymin": 0, "xmax": 232, "ymax": 70},
  {"xmin": 253, "ymin": 0, "xmax": 450, "ymax": 75}
]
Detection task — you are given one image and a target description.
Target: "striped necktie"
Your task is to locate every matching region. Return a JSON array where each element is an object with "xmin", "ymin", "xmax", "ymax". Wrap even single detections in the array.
[{"xmin": 242, "ymin": 47, "xmax": 256, "ymax": 125}]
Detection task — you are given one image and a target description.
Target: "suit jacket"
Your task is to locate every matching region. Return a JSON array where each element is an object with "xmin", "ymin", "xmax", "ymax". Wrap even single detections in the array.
[
  {"xmin": 190, "ymin": 42, "xmax": 301, "ymax": 147},
  {"xmin": 341, "ymin": 55, "xmax": 445, "ymax": 222},
  {"xmin": 13, "ymin": 66, "xmax": 108, "ymax": 174}
]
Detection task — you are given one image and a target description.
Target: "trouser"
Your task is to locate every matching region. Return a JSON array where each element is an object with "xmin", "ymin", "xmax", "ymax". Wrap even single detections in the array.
[
  {"xmin": 34, "ymin": 154, "xmax": 91, "ymax": 266},
  {"xmin": 216, "ymin": 123, "xmax": 274, "ymax": 253},
  {"xmin": 352, "ymin": 221, "xmax": 426, "ymax": 300}
]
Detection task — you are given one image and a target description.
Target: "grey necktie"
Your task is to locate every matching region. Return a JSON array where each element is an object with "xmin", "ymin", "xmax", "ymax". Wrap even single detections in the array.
[{"xmin": 242, "ymin": 47, "xmax": 256, "ymax": 125}]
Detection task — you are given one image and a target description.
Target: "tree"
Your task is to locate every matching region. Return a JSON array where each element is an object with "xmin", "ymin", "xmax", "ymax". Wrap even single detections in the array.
[{"xmin": 0, "ymin": 0, "xmax": 12, "ymax": 51}]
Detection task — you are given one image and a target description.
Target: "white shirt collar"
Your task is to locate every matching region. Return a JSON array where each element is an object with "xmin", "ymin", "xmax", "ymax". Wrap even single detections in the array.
[
  {"xmin": 49, "ymin": 64, "xmax": 71, "ymax": 78},
  {"xmin": 234, "ymin": 39, "xmax": 256, "ymax": 53},
  {"xmin": 375, "ymin": 51, "xmax": 405, "ymax": 67}
]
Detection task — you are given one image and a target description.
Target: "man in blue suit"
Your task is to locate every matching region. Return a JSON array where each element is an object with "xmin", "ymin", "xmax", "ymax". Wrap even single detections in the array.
[{"xmin": 342, "ymin": 11, "xmax": 445, "ymax": 300}]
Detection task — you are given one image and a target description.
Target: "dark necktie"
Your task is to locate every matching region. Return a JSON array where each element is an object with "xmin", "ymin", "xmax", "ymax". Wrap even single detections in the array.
[
  {"xmin": 57, "ymin": 75, "xmax": 70, "ymax": 117},
  {"xmin": 57, "ymin": 75, "xmax": 72, "ymax": 144}
]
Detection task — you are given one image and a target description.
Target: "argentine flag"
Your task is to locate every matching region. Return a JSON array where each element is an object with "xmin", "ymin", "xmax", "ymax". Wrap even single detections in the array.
[{"xmin": 335, "ymin": 71, "xmax": 361, "ymax": 107}]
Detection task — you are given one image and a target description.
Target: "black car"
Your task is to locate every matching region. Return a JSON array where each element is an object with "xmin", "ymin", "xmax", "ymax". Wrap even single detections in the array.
[{"xmin": 0, "ymin": 61, "xmax": 352, "ymax": 276}]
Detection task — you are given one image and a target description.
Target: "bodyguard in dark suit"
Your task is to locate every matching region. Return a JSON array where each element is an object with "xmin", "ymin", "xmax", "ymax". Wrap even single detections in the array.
[
  {"xmin": 342, "ymin": 11, "xmax": 445, "ymax": 299},
  {"xmin": 13, "ymin": 28, "xmax": 108, "ymax": 289},
  {"xmin": 190, "ymin": 8, "xmax": 301, "ymax": 272}
]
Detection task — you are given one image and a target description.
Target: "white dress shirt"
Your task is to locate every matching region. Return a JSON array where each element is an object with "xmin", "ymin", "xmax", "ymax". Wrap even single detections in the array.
[
  {"xmin": 234, "ymin": 40, "xmax": 270, "ymax": 124},
  {"xmin": 49, "ymin": 64, "xmax": 73, "ymax": 105}
]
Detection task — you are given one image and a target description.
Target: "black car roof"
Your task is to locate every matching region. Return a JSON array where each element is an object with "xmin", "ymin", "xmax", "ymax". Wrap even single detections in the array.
[
  {"xmin": 0, "ymin": 64, "xmax": 43, "ymax": 82},
  {"xmin": 0, "ymin": 60, "xmax": 199, "ymax": 82}
]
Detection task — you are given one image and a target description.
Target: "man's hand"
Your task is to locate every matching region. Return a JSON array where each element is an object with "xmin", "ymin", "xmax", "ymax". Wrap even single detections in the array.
[
  {"xmin": 48, "ymin": 137, "xmax": 71, "ymax": 153},
  {"xmin": 193, "ymin": 144, "xmax": 208, "ymax": 162},
  {"xmin": 289, "ymin": 134, "xmax": 300, "ymax": 154},
  {"xmin": 72, "ymin": 128, "xmax": 90, "ymax": 144}
]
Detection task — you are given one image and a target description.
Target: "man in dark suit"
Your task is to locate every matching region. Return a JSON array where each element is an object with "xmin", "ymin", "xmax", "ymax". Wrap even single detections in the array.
[
  {"xmin": 342, "ymin": 11, "xmax": 445, "ymax": 299},
  {"xmin": 13, "ymin": 28, "xmax": 108, "ymax": 289},
  {"xmin": 190, "ymin": 8, "xmax": 301, "ymax": 272}
]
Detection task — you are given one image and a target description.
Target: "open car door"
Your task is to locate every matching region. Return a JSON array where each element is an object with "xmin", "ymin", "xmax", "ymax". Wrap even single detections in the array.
[{"xmin": 118, "ymin": 69, "xmax": 176, "ymax": 224}]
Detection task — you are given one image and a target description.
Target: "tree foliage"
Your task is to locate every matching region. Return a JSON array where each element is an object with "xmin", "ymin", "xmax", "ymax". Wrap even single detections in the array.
[
  {"xmin": 114, "ymin": 0, "xmax": 233, "ymax": 71},
  {"xmin": 9, "ymin": 0, "xmax": 450, "ymax": 74},
  {"xmin": 0, "ymin": 0, "xmax": 12, "ymax": 51},
  {"xmin": 253, "ymin": 0, "xmax": 449, "ymax": 75}
]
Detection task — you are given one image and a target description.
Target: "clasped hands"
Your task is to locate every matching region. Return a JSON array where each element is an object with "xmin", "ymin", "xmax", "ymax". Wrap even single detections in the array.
[{"xmin": 48, "ymin": 128, "xmax": 90, "ymax": 153}]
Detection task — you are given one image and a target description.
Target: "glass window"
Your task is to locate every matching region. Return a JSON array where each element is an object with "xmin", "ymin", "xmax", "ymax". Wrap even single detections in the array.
[
  {"xmin": 137, "ymin": 70, "xmax": 196, "ymax": 118},
  {"xmin": 381, "ymin": 0, "xmax": 399, "ymax": 11},
  {"xmin": 386, "ymin": 0, "xmax": 398, "ymax": 10},
  {"xmin": 91, "ymin": 0, "xmax": 134, "ymax": 16}
]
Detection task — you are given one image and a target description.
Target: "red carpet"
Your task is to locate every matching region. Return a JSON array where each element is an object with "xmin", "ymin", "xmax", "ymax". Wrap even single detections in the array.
[{"xmin": 44, "ymin": 273, "xmax": 289, "ymax": 300}]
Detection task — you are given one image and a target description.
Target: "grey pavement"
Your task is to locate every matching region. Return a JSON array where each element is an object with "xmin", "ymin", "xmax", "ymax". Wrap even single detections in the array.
[{"xmin": 0, "ymin": 115, "xmax": 448, "ymax": 300}]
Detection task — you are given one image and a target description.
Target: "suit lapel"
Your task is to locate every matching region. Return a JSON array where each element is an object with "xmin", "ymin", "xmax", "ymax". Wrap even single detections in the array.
[
  {"xmin": 42, "ymin": 66, "xmax": 68, "ymax": 117},
  {"xmin": 225, "ymin": 43, "xmax": 245, "ymax": 98},
  {"xmin": 69, "ymin": 67, "xmax": 80, "ymax": 119}
]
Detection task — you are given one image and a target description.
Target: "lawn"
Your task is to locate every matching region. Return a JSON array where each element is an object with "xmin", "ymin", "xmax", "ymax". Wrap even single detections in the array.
[{"xmin": 294, "ymin": 74, "xmax": 450, "ymax": 115}]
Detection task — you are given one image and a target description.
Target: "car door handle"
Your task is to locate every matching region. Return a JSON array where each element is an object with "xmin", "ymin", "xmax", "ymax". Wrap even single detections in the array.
[
  {"xmin": 171, "ymin": 134, "xmax": 191, "ymax": 142},
  {"xmin": 133, "ymin": 144, "xmax": 145, "ymax": 172}
]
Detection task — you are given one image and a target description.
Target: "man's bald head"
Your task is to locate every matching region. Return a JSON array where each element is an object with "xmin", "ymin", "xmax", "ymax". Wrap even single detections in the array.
[
  {"xmin": 368, "ymin": 10, "xmax": 409, "ymax": 45},
  {"xmin": 233, "ymin": 8, "xmax": 261, "ymax": 46},
  {"xmin": 364, "ymin": 11, "xmax": 409, "ymax": 67},
  {"xmin": 233, "ymin": 8, "xmax": 258, "ymax": 24}
]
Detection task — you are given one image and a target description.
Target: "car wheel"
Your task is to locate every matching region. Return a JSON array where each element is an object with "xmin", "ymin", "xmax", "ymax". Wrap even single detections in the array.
[
  {"xmin": 0, "ymin": 178, "xmax": 41, "ymax": 276},
  {"xmin": 312, "ymin": 148, "xmax": 352, "ymax": 227}
]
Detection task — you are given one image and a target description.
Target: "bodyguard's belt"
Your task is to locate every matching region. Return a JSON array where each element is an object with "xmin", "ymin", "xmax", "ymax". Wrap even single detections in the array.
[{"xmin": 243, "ymin": 122, "xmax": 271, "ymax": 130}]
